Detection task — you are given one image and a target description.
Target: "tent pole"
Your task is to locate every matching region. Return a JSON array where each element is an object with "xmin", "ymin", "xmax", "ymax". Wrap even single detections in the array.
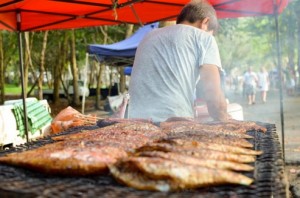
[
  {"xmin": 17, "ymin": 12, "xmax": 29, "ymax": 143},
  {"xmin": 17, "ymin": 31, "xmax": 30, "ymax": 143},
  {"xmin": 273, "ymin": 1, "xmax": 285, "ymax": 162}
]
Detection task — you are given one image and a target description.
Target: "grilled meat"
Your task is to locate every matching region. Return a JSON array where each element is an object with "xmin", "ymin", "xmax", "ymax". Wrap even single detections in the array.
[
  {"xmin": 160, "ymin": 121, "xmax": 252, "ymax": 139},
  {"xmin": 109, "ymin": 157, "xmax": 253, "ymax": 191},
  {"xmin": 164, "ymin": 117, "xmax": 195, "ymax": 122},
  {"xmin": 137, "ymin": 151, "xmax": 254, "ymax": 171},
  {"xmin": 0, "ymin": 141, "xmax": 127, "ymax": 176},
  {"xmin": 97, "ymin": 118, "xmax": 153, "ymax": 128},
  {"xmin": 206, "ymin": 120, "xmax": 267, "ymax": 133},
  {"xmin": 109, "ymin": 160, "xmax": 173, "ymax": 192},
  {"xmin": 166, "ymin": 132, "xmax": 253, "ymax": 148},
  {"xmin": 159, "ymin": 138, "xmax": 262, "ymax": 155},
  {"xmin": 52, "ymin": 122, "xmax": 165, "ymax": 142},
  {"xmin": 135, "ymin": 143, "xmax": 256, "ymax": 163},
  {"xmin": 53, "ymin": 129, "xmax": 152, "ymax": 150}
]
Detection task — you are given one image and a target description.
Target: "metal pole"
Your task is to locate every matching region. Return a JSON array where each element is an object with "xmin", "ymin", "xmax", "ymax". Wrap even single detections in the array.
[
  {"xmin": 17, "ymin": 12, "xmax": 30, "ymax": 143},
  {"xmin": 273, "ymin": 1, "xmax": 285, "ymax": 162}
]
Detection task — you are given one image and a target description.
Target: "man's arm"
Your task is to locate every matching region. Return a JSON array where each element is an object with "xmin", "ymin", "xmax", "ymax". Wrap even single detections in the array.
[{"xmin": 199, "ymin": 64, "xmax": 229, "ymax": 121}]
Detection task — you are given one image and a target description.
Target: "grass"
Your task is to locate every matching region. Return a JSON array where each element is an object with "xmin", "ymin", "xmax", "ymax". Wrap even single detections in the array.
[
  {"xmin": 4, "ymin": 84, "xmax": 22, "ymax": 94},
  {"xmin": 4, "ymin": 84, "xmax": 42, "ymax": 95}
]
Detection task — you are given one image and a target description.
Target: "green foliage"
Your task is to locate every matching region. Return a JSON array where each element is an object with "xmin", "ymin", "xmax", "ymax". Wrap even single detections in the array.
[
  {"xmin": 216, "ymin": 0, "xmax": 299, "ymax": 76},
  {"xmin": 4, "ymin": 84, "xmax": 21, "ymax": 94}
]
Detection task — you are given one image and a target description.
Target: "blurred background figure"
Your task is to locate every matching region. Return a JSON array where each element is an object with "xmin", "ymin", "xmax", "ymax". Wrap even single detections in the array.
[
  {"xmin": 257, "ymin": 67, "xmax": 270, "ymax": 103},
  {"xmin": 243, "ymin": 67, "xmax": 258, "ymax": 105},
  {"xmin": 285, "ymin": 67, "xmax": 296, "ymax": 96}
]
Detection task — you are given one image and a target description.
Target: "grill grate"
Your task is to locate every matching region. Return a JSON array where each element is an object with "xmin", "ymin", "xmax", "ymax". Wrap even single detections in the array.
[{"xmin": 0, "ymin": 123, "xmax": 287, "ymax": 198}]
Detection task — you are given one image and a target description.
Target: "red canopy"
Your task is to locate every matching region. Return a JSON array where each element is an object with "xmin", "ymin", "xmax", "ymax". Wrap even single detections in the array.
[{"xmin": 0, "ymin": 0, "xmax": 288, "ymax": 32}]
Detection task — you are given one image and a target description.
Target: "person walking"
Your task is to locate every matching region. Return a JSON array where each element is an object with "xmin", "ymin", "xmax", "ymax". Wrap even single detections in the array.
[
  {"xmin": 257, "ymin": 67, "xmax": 269, "ymax": 103},
  {"xmin": 128, "ymin": 0, "xmax": 230, "ymax": 122},
  {"xmin": 243, "ymin": 67, "xmax": 258, "ymax": 105},
  {"xmin": 285, "ymin": 67, "xmax": 296, "ymax": 96}
]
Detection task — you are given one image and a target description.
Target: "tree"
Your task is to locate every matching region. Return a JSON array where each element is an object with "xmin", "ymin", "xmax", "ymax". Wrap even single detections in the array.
[
  {"xmin": 70, "ymin": 29, "xmax": 80, "ymax": 106},
  {"xmin": 0, "ymin": 31, "xmax": 18, "ymax": 104},
  {"xmin": 119, "ymin": 24, "xmax": 134, "ymax": 94},
  {"xmin": 0, "ymin": 33, "xmax": 4, "ymax": 104},
  {"xmin": 37, "ymin": 31, "xmax": 49, "ymax": 99}
]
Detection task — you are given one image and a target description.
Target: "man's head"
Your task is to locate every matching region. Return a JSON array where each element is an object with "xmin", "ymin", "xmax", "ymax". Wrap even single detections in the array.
[{"xmin": 176, "ymin": 0, "xmax": 218, "ymax": 32}]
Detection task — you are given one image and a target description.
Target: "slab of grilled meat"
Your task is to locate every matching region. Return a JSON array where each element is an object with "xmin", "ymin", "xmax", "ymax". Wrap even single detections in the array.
[{"xmin": 109, "ymin": 156, "xmax": 253, "ymax": 192}]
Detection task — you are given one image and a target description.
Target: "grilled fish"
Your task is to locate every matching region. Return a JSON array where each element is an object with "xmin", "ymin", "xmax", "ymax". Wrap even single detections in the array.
[
  {"xmin": 135, "ymin": 143, "xmax": 256, "ymax": 163},
  {"xmin": 137, "ymin": 151, "xmax": 254, "ymax": 171},
  {"xmin": 52, "ymin": 124, "xmax": 164, "ymax": 142},
  {"xmin": 160, "ymin": 138, "xmax": 262, "ymax": 155},
  {"xmin": 109, "ymin": 161, "xmax": 173, "ymax": 192},
  {"xmin": 97, "ymin": 117, "xmax": 153, "ymax": 128},
  {"xmin": 160, "ymin": 121, "xmax": 252, "ymax": 139},
  {"xmin": 206, "ymin": 120, "xmax": 267, "ymax": 133},
  {"xmin": 0, "ymin": 141, "xmax": 127, "ymax": 176},
  {"xmin": 166, "ymin": 133, "xmax": 253, "ymax": 148},
  {"xmin": 109, "ymin": 157, "xmax": 253, "ymax": 191}
]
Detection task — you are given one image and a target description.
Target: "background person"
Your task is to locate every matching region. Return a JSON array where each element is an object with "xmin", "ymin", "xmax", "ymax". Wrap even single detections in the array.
[
  {"xmin": 257, "ymin": 67, "xmax": 269, "ymax": 103},
  {"xmin": 128, "ymin": 0, "xmax": 230, "ymax": 122},
  {"xmin": 285, "ymin": 67, "xmax": 296, "ymax": 96},
  {"xmin": 243, "ymin": 67, "xmax": 258, "ymax": 105}
]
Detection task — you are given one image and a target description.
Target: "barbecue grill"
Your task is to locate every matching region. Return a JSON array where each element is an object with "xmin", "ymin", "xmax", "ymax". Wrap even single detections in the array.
[{"xmin": 0, "ymin": 123, "xmax": 288, "ymax": 198}]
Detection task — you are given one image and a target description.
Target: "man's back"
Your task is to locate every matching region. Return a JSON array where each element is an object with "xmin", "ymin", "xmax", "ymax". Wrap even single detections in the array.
[{"xmin": 128, "ymin": 24, "xmax": 221, "ymax": 122}]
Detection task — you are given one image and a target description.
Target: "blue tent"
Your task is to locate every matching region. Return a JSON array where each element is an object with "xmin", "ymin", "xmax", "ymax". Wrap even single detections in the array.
[
  {"xmin": 124, "ymin": 66, "xmax": 132, "ymax": 76},
  {"xmin": 87, "ymin": 23, "xmax": 159, "ymax": 66}
]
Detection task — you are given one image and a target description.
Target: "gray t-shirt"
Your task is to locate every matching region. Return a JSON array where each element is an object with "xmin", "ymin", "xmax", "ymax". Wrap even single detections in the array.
[{"xmin": 128, "ymin": 24, "xmax": 221, "ymax": 122}]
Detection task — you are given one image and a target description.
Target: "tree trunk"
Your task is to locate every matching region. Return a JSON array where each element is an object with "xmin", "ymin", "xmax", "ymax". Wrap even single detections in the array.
[
  {"xmin": 95, "ymin": 62, "xmax": 103, "ymax": 109},
  {"xmin": 95, "ymin": 26, "xmax": 109, "ymax": 109},
  {"xmin": 119, "ymin": 24, "xmax": 134, "ymax": 93},
  {"xmin": 37, "ymin": 31, "xmax": 49, "ymax": 100},
  {"xmin": 24, "ymin": 32, "xmax": 41, "ymax": 98},
  {"xmin": 23, "ymin": 32, "xmax": 32, "ymax": 96},
  {"xmin": 0, "ymin": 33, "xmax": 4, "ymax": 104},
  {"xmin": 53, "ymin": 42, "xmax": 62, "ymax": 104},
  {"xmin": 70, "ymin": 29, "xmax": 80, "ymax": 106},
  {"xmin": 53, "ymin": 32, "xmax": 69, "ymax": 104}
]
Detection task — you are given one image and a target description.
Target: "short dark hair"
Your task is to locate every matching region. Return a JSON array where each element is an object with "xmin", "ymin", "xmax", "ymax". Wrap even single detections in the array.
[{"xmin": 176, "ymin": 0, "xmax": 218, "ymax": 31}]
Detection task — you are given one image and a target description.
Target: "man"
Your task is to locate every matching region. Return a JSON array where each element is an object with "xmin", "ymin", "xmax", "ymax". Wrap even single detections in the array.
[
  {"xmin": 243, "ymin": 67, "xmax": 258, "ymax": 105},
  {"xmin": 128, "ymin": 0, "xmax": 229, "ymax": 122},
  {"xmin": 257, "ymin": 67, "xmax": 269, "ymax": 103}
]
